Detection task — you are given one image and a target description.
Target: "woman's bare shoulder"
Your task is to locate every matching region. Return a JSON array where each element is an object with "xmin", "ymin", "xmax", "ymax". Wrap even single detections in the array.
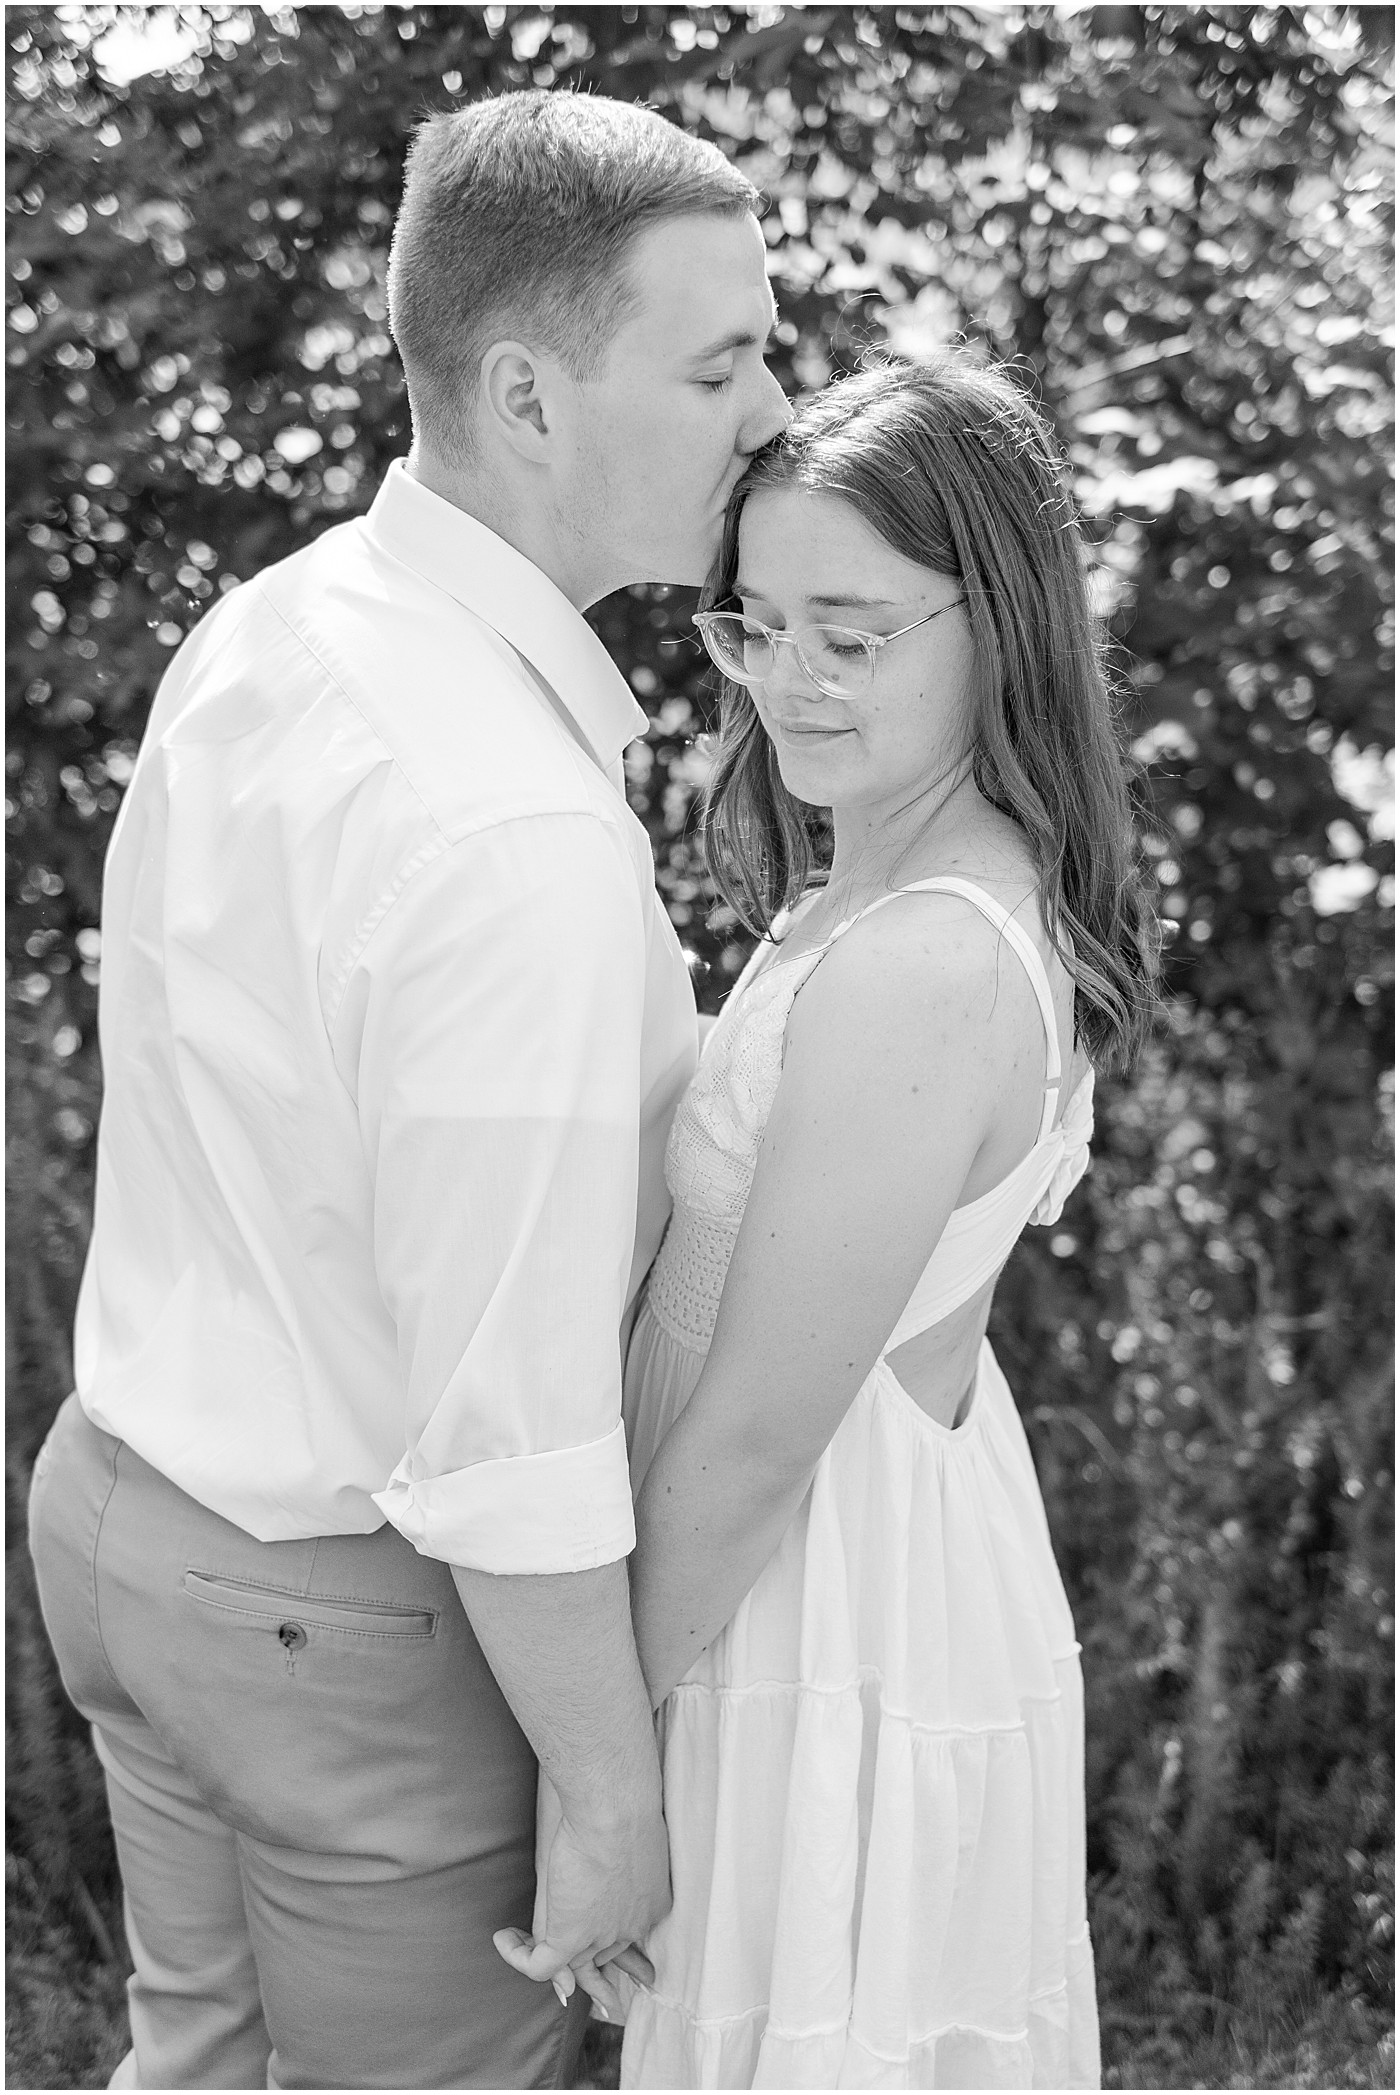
[{"xmin": 786, "ymin": 885, "xmax": 1041, "ymax": 1066}]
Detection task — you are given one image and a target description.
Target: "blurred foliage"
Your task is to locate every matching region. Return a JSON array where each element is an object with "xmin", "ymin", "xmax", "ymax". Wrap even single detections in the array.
[{"xmin": 5, "ymin": 4, "xmax": 1394, "ymax": 2088}]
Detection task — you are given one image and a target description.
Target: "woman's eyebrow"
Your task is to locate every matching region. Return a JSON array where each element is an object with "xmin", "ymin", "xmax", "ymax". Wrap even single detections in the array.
[
  {"xmin": 806, "ymin": 592, "xmax": 898, "ymax": 609},
  {"xmin": 732, "ymin": 582, "xmax": 898, "ymax": 609}
]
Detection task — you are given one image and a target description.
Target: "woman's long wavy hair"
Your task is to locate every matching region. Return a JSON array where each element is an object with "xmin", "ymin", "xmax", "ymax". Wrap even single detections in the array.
[{"xmin": 699, "ymin": 351, "xmax": 1160, "ymax": 1072}]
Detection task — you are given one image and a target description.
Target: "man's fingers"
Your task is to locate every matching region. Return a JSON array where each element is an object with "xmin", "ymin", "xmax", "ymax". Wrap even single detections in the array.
[
  {"xmin": 593, "ymin": 1938, "xmax": 655, "ymax": 1987},
  {"xmin": 607, "ymin": 1943, "xmax": 655, "ymax": 1987},
  {"xmin": 573, "ymin": 1959, "xmax": 625, "ymax": 2024}
]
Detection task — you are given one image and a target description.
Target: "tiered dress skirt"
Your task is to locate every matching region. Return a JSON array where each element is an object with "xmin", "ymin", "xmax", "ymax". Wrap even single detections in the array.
[{"xmin": 620, "ymin": 1310, "xmax": 1100, "ymax": 2090}]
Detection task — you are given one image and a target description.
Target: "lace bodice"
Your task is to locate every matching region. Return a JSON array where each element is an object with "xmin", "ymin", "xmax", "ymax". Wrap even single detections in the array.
[
  {"xmin": 665, "ymin": 943, "xmax": 802, "ymax": 1223},
  {"xmin": 646, "ymin": 879, "xmax": 1095, "ymax": 1355}
]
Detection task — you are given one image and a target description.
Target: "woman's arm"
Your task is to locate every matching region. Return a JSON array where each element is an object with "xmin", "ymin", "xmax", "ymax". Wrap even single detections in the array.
[{"xmin": 631, "ymin": 897, "xmax": 1050, "ymax": 1706}]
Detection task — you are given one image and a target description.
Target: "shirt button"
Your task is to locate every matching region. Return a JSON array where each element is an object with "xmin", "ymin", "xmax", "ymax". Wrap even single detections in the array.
[{"xmin": 278, "ymin": 1622, "xmax": 307, "ymax": 1651}]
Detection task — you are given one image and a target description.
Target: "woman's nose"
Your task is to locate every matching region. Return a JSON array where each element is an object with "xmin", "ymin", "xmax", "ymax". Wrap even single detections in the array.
[{"xmin": 763, "ymin": 639, "xmax": 826, "ymax": 705}]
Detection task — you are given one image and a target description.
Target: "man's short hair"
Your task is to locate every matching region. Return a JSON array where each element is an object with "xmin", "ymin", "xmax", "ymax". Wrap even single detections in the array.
[{"xmin": 387, "ymin": 91, "xmax": 760, "ymax": 461}]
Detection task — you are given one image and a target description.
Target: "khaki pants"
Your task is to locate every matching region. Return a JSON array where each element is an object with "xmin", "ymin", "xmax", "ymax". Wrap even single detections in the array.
[{"xmin": 28, "ymin": 1394, "xmax": 589, "ymax": 2090}]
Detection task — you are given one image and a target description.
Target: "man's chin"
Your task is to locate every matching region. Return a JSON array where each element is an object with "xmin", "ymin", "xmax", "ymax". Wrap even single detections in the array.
[
  {"xmin": 650, "ymin": 511, "xmax": 726, "ymax": 588},
  {"xmin": 624, "ymin": 544, "xmax": 714, "ymax": 592}
]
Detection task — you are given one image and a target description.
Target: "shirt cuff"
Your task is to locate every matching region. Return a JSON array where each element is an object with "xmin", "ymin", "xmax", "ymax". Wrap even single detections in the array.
[{"xmin": 371, "ymin": 1419, "xmax": 636, "ymax": 1574}]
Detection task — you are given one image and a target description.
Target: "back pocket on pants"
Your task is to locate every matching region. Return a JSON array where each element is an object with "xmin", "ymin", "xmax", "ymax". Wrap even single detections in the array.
[{"xmin": 183, "ymin": 1572, "xmax": 437, "ymax": 1640}]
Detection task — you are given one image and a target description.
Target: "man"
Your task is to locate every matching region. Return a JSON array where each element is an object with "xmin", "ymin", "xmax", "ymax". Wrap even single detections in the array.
[{"xmin": 28, "ymin": 89, "xmax": 788, "ymax": 2089}]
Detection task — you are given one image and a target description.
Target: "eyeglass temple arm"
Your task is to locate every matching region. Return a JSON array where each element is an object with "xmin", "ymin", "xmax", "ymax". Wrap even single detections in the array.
[{"xmin": 877, "ymin": 598, "xmax": 964, "ymax": 647}]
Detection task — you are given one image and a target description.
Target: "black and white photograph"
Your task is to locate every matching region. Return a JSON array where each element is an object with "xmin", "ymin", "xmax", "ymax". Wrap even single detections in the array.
[{"xmin": 6, "ymin": 6, "xmax": 1393, "ymax": 2090}]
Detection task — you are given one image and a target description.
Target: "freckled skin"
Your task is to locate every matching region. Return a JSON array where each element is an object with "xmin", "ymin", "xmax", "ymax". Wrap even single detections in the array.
[{"xmin": 734, "ymin": 487, "xmax": 978, "ymax": 852}]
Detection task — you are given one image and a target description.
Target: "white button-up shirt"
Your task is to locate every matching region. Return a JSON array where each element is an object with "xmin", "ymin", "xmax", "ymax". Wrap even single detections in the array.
[{"xmin": 73, "ymin": 460, "xmax": 699, "ymax": 1575}]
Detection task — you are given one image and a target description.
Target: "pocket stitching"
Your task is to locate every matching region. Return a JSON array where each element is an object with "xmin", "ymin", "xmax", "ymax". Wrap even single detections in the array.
[
  {"xmin": 184, "ymin": 1567, "xmax": 437, "ymax": 1615},
  {"xmin": 182, "ymin": 1571, "xmax": 437, "ymax": 1637}
]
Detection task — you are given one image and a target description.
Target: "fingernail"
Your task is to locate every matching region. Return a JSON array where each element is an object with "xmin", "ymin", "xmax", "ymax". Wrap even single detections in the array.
[{"xmin": 553, "ymin": 1978, "xmax": 569, "ymax": 2007}]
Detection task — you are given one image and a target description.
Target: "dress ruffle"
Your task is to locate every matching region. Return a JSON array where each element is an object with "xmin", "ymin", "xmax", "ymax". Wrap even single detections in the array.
[{"xmin": 1029, "ymin": 1070, "xmax": 1096, "ymax": 1229}]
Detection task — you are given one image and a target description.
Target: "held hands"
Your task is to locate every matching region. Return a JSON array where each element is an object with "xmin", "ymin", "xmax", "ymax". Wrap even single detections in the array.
[{"xmin": 493, "ymin": 1773, "xmax": 670, "ymax": 2024}]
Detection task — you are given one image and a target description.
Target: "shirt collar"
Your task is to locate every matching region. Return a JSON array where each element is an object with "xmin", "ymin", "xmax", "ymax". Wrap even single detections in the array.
[{"xmin": 364, "ymin": 459, "xmax": 648, "ymax": 771}]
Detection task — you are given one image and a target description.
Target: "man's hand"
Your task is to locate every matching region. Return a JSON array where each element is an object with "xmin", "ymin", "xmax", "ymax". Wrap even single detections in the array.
[
  {"xmin": 494, "ymin": 1784, "xmax": 669, "ymax": 2019},
  {"xmin": 452, "ymin": 1558, "xmax": 668, "ymax": 2019}
]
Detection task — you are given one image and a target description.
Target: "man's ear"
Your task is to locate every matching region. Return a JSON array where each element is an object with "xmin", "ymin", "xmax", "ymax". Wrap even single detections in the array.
[{"xmin": 479, "ymin": 341, "xmax": 556, "ymax": 464}]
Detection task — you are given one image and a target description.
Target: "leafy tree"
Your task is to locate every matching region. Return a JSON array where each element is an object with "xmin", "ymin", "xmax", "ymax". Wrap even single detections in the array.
[{"xmin": 6, "ymin": 7, "xmax": 1393, "ymax": 2086}]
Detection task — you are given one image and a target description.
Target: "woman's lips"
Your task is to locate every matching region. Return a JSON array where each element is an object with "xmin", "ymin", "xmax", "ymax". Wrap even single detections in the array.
[{"xmin": 772, "ymin": 720, "xmax": 854, "ymax": 738}]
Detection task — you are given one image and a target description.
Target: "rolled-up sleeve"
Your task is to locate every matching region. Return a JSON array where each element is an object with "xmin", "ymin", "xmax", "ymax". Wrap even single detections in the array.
[{"xmin": 341, "ymin": 809, "xmax": 646, "ymax": 1574}]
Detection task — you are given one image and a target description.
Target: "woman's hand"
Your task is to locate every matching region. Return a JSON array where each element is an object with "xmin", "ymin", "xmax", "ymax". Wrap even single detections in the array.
[{"xmin": 493, "ymin": 1773, "xmax": 665, "ymax": 2022}]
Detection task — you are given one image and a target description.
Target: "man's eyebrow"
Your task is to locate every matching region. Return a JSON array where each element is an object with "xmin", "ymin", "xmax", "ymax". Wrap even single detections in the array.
[{"xmin": 691, "ymin": 316, "xmax": 782, "ymax": 362}]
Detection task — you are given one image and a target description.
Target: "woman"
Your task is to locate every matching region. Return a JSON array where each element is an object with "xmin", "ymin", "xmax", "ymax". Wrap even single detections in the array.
[{"xmin": 618, "ymin": 352, "xmax": 1157, "ymax": 2089}]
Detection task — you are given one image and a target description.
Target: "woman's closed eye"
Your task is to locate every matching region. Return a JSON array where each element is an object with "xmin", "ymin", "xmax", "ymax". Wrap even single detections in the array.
[{"xmin": 698, "ymin": 374, "xmax": 734, "ymax": 395}]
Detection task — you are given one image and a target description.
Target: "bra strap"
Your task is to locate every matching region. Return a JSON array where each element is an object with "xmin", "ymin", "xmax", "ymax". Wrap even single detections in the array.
[{"xmin": 830, "ymin": 878, "xmax": 1063, "ymax": 1142}]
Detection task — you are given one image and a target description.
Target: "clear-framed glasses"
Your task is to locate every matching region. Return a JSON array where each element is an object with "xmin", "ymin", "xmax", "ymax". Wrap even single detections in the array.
[{"xmin": 691, "ymin": 598, "xmax": 963, "ymax": 698}]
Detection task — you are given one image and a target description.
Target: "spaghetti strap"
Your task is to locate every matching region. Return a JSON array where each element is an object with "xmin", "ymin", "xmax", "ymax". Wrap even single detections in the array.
[{"xmin": 829, "ymin": 878, "xmax": 1064, "ymax": 1142}]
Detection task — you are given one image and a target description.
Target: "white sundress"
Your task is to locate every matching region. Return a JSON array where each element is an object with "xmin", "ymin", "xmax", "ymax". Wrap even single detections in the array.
[{"xmin": 620, "ymin": 877, "xmax": 1101, "ymax": 2091}]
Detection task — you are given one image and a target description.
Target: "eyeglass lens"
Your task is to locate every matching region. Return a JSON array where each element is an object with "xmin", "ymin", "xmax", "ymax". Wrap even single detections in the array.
[{"xmin": 704, "ymin": 616, "xmax": 872, "ymax": 694}]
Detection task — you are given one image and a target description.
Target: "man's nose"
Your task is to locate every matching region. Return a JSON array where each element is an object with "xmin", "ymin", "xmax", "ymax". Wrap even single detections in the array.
[{"xmin": 744, "ymin": 364, "xmax": 791, "ymax": 452}]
